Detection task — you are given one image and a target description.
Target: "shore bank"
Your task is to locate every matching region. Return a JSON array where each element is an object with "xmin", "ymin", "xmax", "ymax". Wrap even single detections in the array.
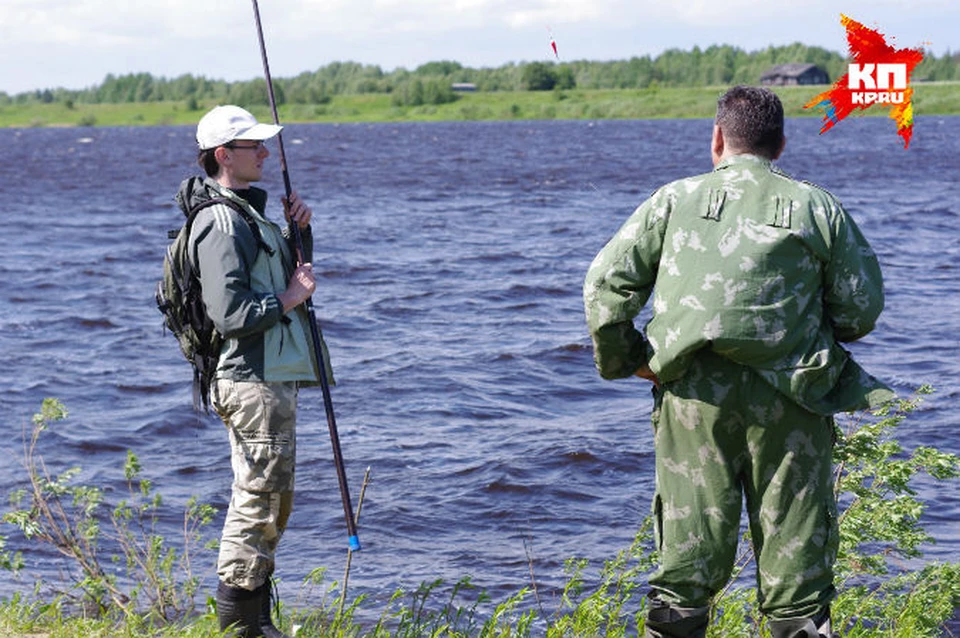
[{"xmin": 2, "ymin": 83, "xmax": 958, "ymax": 128}]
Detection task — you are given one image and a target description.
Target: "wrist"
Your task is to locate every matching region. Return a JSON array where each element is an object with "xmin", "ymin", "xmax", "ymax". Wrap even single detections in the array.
[{"xmin": 276, "ymin": 291, "xmax": 295, "ymax": 314}]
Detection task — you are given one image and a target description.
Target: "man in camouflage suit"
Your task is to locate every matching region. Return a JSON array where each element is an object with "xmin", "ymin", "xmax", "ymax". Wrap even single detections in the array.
[
  {"xmin": 180, "ymin": 105, "xmax": 332, "ymax": 637},
  {"xmin": 583, "ymin": 86, "xmax": 893, "ymax": 638}
]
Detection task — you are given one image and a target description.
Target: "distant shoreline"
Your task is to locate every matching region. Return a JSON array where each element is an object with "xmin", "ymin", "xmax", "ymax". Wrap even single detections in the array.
[{"xmin": 2, "ymin": 84, "xmax": 958, "ymax": 128}]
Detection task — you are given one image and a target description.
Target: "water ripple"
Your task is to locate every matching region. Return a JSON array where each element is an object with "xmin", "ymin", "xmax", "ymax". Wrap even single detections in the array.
[{"xmin": 0, "ymin": 117, "xmax": 957, "ymax": 605}]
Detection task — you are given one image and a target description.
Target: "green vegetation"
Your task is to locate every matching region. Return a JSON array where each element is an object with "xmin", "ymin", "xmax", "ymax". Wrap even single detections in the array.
[
  {"xmin": 2, "ymin": 399, "xmax": 216, "ymax": 624},
  {"xmin": 1, "ymin": 83, "xmax": 959, "ymax": 129},
  {"xmin": 1, "ymin": 43, "xmax": 958, "ymax": 127},
  {"xmin": 1, "ymin": 389, "xmax": 958, "ymax": 636}
]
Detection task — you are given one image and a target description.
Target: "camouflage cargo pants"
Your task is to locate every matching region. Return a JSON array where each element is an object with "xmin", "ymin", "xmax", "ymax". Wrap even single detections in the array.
[
  {"xmin": 212, "ymin": 379, "xmax": 298, "ymax": 591},
  {"xmin": 648, "ymin": 350, "xmax": 838, "ymax": 622}
]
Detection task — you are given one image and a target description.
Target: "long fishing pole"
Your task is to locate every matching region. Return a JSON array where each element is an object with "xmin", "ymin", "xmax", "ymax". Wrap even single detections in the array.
[{"xmin": 250, "ymin": 0, "xmax": 360, "ymax": 552}]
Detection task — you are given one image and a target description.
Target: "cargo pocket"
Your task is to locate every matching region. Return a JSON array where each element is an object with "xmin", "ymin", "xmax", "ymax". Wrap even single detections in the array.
[
  {"xmin": 212, "ymin": 378, "xmax": 241, "ymax": 424},
  {"xmin": 225, "ymin": 382, "xmax": 297, "ymax": 494}
]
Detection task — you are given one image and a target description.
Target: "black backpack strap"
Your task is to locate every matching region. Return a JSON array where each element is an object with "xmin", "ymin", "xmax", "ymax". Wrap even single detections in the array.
[{"xmin": 186, "ymin": 197, "xmax": 275, "ymax": 256}]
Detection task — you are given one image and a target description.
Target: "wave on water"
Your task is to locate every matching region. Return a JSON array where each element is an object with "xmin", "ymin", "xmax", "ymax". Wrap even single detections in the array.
[{"xmin": 0, "ymin": 117, "xmax": 957, "ymax": 608}]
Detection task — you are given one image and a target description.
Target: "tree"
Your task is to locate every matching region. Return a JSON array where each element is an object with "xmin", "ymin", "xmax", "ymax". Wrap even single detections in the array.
[
  {"xmin": 415, "ymin": 60, "xmax": 463, "ymax": 76},
  {"xmin": 555, "ymin": 66, "xmax": 576, "ymax": 90},
  {"xmin": 522, "ymin": 62, "xmax": 557, "ymax": 91}
]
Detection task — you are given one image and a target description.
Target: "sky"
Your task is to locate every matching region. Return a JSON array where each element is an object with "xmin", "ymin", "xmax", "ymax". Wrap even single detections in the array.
[{"xmin": 0, "ymin": 0, "xmax": 957, "ymax": 95}]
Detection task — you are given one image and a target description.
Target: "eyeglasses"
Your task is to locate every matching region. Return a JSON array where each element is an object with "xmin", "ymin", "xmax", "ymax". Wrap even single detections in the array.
[{"xmin": 224, "ymin": 141, "xmax": 266, "ymax": 151}]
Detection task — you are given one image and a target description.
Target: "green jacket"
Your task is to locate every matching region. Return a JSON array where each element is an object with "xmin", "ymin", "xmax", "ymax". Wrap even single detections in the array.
[
  {"xmin": 584, "ymin": 154, "xmax": 893, "ymax": 415},
  {"xmin": 176, "ymin": 176, "xmax": 332, "ymax": 384}
]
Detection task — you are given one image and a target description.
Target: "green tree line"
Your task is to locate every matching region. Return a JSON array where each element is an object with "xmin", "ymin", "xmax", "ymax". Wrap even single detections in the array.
[{"xmin": 2, "ymin": 43, "xmax": 957, "ymax": 108}]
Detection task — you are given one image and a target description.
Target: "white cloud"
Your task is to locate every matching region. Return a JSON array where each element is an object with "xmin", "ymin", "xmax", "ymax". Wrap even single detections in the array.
[
  {"xmin": 0, "ymin": 0, "xmax": 248, "ymax": 46},
  {"xmin": 0, "ymin": 0, "xmax": 956, "ymax": 94}
]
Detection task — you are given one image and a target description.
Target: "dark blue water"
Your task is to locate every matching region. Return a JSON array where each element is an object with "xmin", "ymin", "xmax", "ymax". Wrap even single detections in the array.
[{"xmin": 1, "ymin": 116, "xmax": 958, "ymax": 614}]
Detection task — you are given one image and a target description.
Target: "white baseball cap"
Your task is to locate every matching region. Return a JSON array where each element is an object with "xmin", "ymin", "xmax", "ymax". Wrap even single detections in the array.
[{"xmin": 196, "ymin": 105, "xmax": 283, "ymax": 151}]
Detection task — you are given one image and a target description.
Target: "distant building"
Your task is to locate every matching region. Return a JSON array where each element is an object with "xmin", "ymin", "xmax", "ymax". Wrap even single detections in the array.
[
  {"xmin": 451, "ymin": 83, "xmax": 476, "ymax": 92},
  {"xmin": 759, "ymin": 63, "xmax": 830, "ymax": 86}
]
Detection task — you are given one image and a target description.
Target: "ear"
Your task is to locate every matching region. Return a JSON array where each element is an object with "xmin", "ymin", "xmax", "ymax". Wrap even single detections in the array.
[
  {"xmin": 772, "ymin": 135, "xmax": 786, "ymax": 160},
  {"xmin": 213, "ymin": 146, "xmax": 230, "ymax": 166},
  {"xmin": 711, "ymin": 124, "xmax": 724, "ymax": 166}
]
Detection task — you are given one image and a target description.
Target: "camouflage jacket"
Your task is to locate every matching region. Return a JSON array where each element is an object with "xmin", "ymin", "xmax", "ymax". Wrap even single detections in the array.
[{"xmin": 583, "ymin": 154, "xmax": 893, "ymax": 415}]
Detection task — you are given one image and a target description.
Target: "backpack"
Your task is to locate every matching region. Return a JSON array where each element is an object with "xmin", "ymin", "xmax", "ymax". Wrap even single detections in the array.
[{"xmin": 156, "ymin": 197, "xmax": 271, "ymax": 412}]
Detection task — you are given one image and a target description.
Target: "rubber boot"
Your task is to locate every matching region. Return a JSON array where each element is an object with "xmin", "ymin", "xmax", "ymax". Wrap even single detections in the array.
[
  {"xmin": 217, "ymin": 581, "xmax": 263, "ymax": 638},
  {"xmin": 644, "ymin": 595, "xmax": 709, "ymax": 638},
  {"xmin": 258, "ymin": 579, "xmax": 291, "ymax": 638},
  {"xmin": 768, "ymin": 607, "xmax": 835, "ymax": 638}
]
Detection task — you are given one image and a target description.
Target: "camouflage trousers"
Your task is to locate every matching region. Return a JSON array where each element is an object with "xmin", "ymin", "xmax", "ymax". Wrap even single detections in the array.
[
  {"xmin": 212, "ymin": 379, "xmax": 298, "ymax": 591},
  {"xmin": 648, "ymin": 350, "xmax": 838, "ymax": 621}
]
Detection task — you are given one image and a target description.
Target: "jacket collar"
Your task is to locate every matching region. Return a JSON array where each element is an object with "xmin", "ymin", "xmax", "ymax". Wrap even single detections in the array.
[
  {"xmin": 715, "ymin": 154, "xmax": 774, "ymax": 172},
  {"xmin": 174, "ymin": 175, "xmax": 269, "ymax": 218}
]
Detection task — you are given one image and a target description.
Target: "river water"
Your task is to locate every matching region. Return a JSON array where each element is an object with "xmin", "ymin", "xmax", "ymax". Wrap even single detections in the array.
[{"xmin": 0, "ymin": 115, "xmax": 957, "ymax": 618}]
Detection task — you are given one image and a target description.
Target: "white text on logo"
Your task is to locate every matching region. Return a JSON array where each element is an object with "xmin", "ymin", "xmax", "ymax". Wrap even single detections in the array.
[{"xmin": 848, "ymin": 63, "xmax": 907, "ymax": 105}]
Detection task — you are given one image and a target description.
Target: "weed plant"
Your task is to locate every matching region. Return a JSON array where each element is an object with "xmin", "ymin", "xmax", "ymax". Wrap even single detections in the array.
[{"xmin": 1, "ymin": 389, "xmax": 958, "ymax": 637}]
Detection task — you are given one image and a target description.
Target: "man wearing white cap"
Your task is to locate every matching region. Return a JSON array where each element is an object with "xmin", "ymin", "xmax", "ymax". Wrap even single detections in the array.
[{"xmin": 175, "ymin": 105, "xmax": 331, "ymax": 637}]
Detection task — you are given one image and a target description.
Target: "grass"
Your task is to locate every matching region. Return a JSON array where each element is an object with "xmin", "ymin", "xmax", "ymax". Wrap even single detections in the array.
[
  {"xmin": 2, "ymin": 391, "xmax": 959, "ymax": 636},
  {"xmin": 1, "ymin": 83, "xmax": 958, "ymax": 128}
]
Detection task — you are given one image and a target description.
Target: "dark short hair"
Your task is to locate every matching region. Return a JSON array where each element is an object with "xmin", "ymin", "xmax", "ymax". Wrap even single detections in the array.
[
  {"xmin": 715, "ymin": 86, "xmax": 784, "ymax": 159},
  {"xmin": 197, "ymin": 148, "xmax": 220, "ymax": 178}
]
